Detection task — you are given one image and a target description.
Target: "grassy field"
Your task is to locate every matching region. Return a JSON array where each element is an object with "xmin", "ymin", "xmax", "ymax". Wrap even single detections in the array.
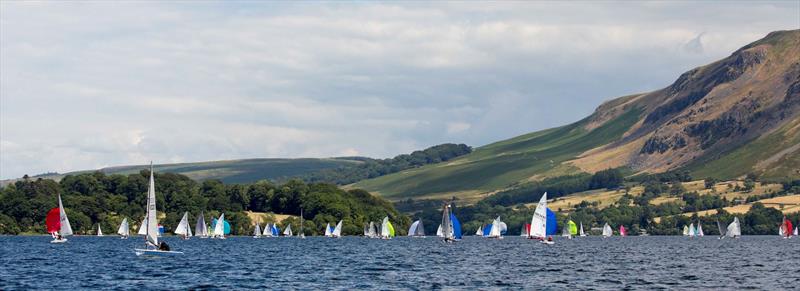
[
  {"xmin": 244, "ymin": 211, "xmax": 298, "ymax": 225},
  {"xmin": 354, "ymin": 108, "xmax": 643, "ymax": 201}
]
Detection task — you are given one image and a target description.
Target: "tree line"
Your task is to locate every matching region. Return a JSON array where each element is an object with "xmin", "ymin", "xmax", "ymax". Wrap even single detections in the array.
[
  {"xmin": 301, "ymin": 143, "xmax": 471, "ymax": 185},
  {"xmin": 0, "ymin": 171, "xmax": 408, "ymax": 236}
]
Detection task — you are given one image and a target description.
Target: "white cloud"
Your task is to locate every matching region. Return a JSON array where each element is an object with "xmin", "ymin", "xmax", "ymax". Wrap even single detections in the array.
[{"xmin": 1, "ymin": 1, "xmax": 798, "ymax": 178}]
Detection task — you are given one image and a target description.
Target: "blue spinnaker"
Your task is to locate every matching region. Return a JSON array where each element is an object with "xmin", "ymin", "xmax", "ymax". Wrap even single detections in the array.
[
  {"xmin": 546, "ymin": 208, "xmax": 556, "ymax": 236},
  {"xmin": 450, "ymin": 213, "xmax": 462, "ymax": 239},
  {"xmin": 483, "ymin": 223, "xmax": 492, "ymax": 236},
  {"xmin": 211, "ymin": 218, "xmax": 232, "ymax": 235},
  {"xmin": 272, "ymin": 225, "xmax": 280, "ymax": 236}
]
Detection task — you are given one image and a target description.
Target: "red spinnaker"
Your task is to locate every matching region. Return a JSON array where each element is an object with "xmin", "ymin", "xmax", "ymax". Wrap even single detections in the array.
[
  {"xmin": 786, "ymin": 218, "xmax": 793, "ymax": 237},
  {"xmin": 45, "ymin": 207, "xmax": 60, "ymax": 233},
  {"xmin": 525, "ymin": 223, "xmax": 531, "ymax": 235}
]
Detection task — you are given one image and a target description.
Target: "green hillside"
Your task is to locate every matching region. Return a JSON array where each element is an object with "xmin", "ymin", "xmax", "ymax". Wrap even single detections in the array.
[
  {"xmin": 352, "ymin": 107, "xmax": 642, "ymax": 201},
  {"xmin": 9, "ymin": 158, "xmax": 363, "ymax": 185}
]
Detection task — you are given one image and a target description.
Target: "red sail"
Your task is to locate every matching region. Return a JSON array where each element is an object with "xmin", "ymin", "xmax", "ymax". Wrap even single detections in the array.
[
  {"xmin": 786, "ymin": 219, "xmax": 793, "ymax": 237},
  {"xmin": 525, "ymin": 223, "xmax": 531, "ymax": 234},
  {"xmin": 619, "ymin": 225, "xmax": 627, "ymax": 236},
  {"xmin": 45, "ymin": 207, "xmax": 60, "ymax": 233}
]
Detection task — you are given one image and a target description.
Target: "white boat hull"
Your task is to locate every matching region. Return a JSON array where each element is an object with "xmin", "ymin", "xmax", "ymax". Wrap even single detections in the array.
[
  {"xmin": 134, "ymin": 249, "xmax": 184, "ymax": 256},
  {"xmin": 50, "ymin": 238, "xmax": 68, "ymax": 243}
]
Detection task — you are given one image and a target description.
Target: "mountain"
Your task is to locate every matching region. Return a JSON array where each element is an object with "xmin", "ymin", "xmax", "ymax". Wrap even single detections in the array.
[
  {"xmin": 2, "ymin": 158, "xmax": 363, "ymax": 186},
  {"xmin": 353, "ymin": 29, "xmax": 800, "ymax": 201}
]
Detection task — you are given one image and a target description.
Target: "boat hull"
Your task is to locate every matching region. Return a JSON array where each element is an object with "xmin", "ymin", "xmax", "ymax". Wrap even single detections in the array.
[
  {"xmin": 50, "ymin": 238, "xmax": 68, "ymax": 244},
  {"xmin": 134, "ymin": 249, "xmax": 184, "ymax": 256}
]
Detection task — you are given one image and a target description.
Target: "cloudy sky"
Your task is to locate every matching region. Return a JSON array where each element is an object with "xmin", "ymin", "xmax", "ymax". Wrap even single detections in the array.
[{"xmin": 1, "ymin": 1, "xmax": 798, "ymax": 179}]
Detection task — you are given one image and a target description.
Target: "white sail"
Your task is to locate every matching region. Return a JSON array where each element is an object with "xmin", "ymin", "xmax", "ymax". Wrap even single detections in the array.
[
  {"xmin": 436, "ymin": 224, "xmax": 443, "ymax": 237},
  {"xmin": 254, "ymin": 224, "xmax": 261, "ymax": 237},
  {"xmin": 726, "ymin": 217, "xmax": 741, "ymax": 238},
  {"xmin": 602, "ymin": 223, "xmax": 613, "ymax": 238},
  {"xmin": 57, "ymin": 193, "xmax": 73, "ymax": 236},
  {"xmin": 475, "ymin": 225, "xmax": 483, "ymax": 236},
  {"xmin": 324, "ymin": 223, "xmax": 332, "ymax": 237},
  {"xmin": 408, "ymin": 221, "xmax": 420, "ymax": 237},
  {"xmin": 441, "ymin": 205, "xmax": 453, "ymax": 240},
  {"xmin": 117, "ymin": 218, "xmax": 129, "ymax": 236},
  {"xmin": 795, "ymin": 227, "xmax": 798, "ymax": 236},
  {"xmin": 381, "ymin": 217, "xmax": 391, "ymax": 238},
  {"xmin": 144, "ymin": 165, "xmax": 159, "ymax": 246},
  {"xmin": 520, "ymin": 224, "xmax": 528, "ymax": 237},
  {"xmin": 697, "ymin": 223, "xmax": 704, "ymax": 237},
  {"xmin": 561, "ymin": 220, "xmax": 572, "ymax": 238},
  {"xmin": 213, "ymin": 213, "xmax": 225, "ymax": 238},
  {"xmin": 579, "ymin": 223, "xmax": 586, "ymax": 237},
  {"xmin": 332, "ymin": 220, "xmax": 343, "ymax": 237},
  {"xmin": 284, "ymin": 224, "xmax": 293, "ymax": 237},
  {"xmin": 97, "ymin": 224, "xmax": 103, "ymax": 236},
  {"xmin": 530, "ymin": 192, "xmax": 548, "ymax": 239},
  {"xmin": 488, "ymin": 216, "xmax": 503, "ymax": 238},
  {"xmin": 688, "ymin": 223, "xmax": 696, "ymax": 237},
  {"xmin": 195, "ymin": 212, "xmax": 208, "ymax": 237},
  {"xmin": 175, "ymin": 212, "xmax": 191, "ymax": 236},
  {"xmin": 683, "ymin": 225, "xmax": 689, "ymax": 236},
  {"xmin": 368, "ymin": 222, "xmax": 377, "ymax": 238},
  {"xmin": 137, "ymin": 217, "xmax": 148, "ymax": 235}
]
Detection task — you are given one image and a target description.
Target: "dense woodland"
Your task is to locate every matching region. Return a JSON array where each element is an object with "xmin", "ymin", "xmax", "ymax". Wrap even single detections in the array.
[
  {"xmin": 0, "ymin": 171, "xmax": 408, "ymax": 236},
  {"xmin": 301, "ymin": 143, "xmax": 471, "ymax": 185}
]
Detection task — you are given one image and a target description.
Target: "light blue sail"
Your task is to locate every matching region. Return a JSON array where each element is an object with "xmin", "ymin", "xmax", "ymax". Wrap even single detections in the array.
[{"xmin": 211, "ymin": 218, "xmax": 231, "ymax": 235}]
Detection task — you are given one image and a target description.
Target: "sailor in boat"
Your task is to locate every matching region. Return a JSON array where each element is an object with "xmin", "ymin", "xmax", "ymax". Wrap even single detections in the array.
[
  {"xmin": 546, "ymin": 236, "xmax": 553, "ymax": 243},
  {"xmin": 158, "ymin": 241, "xmax": 171, "ymax": 251}
]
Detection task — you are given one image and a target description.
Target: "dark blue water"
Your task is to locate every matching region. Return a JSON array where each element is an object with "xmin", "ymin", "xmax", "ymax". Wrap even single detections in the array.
[{"xmin": 1, "ymin": 235, "xmax": 798, "ymax": 290}]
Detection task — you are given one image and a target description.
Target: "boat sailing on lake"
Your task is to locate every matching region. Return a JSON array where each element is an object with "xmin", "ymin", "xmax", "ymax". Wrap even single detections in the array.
[
  {"xmin": 528, "ymin": 192, "xmax": 556, "ymax": 244},
  {"xmin": 602, "ymin": 223, "xmax": 613, "ymax": 238},
  {"xmin": 487, "ymin": 216, "xmax": 506, "ymax": 239},
  {"xmin": 117, "ymin": 217, "xmax": 130, "ymax": 239},
  {"xmin": 195, "ymin": 212, "xmax": 209, "ymax": 238},
  {"xmin": 253, "ymin": 223, "xmax": 262, "ymax": 238},
  {"xmin": 212, "ymin": 213, "xmax": 227, "ymax": 239},
  {"xmin": 97, "ymin": 224, "xmax": 103, "ymax": 237},
  {"xmin": 440, "ymin": 204, "xmax": 462, "ymax": 242},
  {"xmin": 408, "ymin": 219, "xmax": 425, "ymax": 237},
  {"xmin": 134, "ymin": 163, "xmax": 182, "ymax": 256},
  {"xmin": 579, "ymin": 222, "xmax": 587, "ymax": 237},
  {"xmin": 174, "ymin": 212, "xmax": 192, "ymax": 240},
  {"xmin": 381, "ymin": 216, "xmax": 396, "ymax": 239},
  {"xmin": 779, "ymin": 216, "xmax": 793, "ymax": 239},
  {"xmin": 727, "ymin": 217, "xmax": 742, "ymax": 239},
  {"xmin": 45, "ymin": 193, "xmax": 73, "ymax": 243},
  {"xmin": 284, "ymin": 224, "xmax": 293, "ymax": 237}
]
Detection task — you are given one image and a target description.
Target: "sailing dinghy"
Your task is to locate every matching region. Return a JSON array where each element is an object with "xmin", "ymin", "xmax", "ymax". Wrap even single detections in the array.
[
  {"xmin": 619, "ymin": 225, "xmax": 627, "ymax": 237},
  {"xmin": 562, "ymin": 220, "xmax": 577, "ymax": 239},
  {"xmin": 381, "ymin": 216, "xmax": 396, "ymax": 239},
  {"xmin": 520, "ymin": 224, "xmax": 530, "ymax": 237},
  {"xmin": 97, "ymin": 224, "xmax": 104, "ymax": 237},
  {"xmin": 780, "ymin": 216, "xmax": 793, "ymax": 239},
  {"xmin": 579, "ymin": 222, "xmax": 587, "ymax": 237},
  {"xmin": 726, "ymin": 217, "xmax": 741, "ymax": 238},
  {"xmin": 117, "ymin": 218, "xmax": 130, "ymax": 239},
  {"xmin": 324, "ymin": 223, "xmax": 332, "ymax": 237},
  {"xmin": 602, "ymin": 223, "xmax": 613, "ymax": 238},
  {"xmin": 195, "ymin": 212, "xmax": 209, "ymax": 238},
  {"xmin": 284, "ymin": 224, "xmax": 293, "ymax": 237},
  {"xmin": 683, "ymin": 225, "xmax": 689, "ymax": 236},
  {"xmin": 135, "ymin": 163, "xmax": 183, "ymax": 256},
  {"xmin": 696, "ymin": 223, "xmax": 704, "ymax": 237},
  {"xmin": 174, "ymin": 212, "xmax": 192, "ymax": 240},
  {"xmin": 440, "ymin": 204, "xmax": 462, "ymax": 242},
  {"xmin": 716, "ymin": 219, "xmax": 726, "ymax": 239},
  {"xmin": 253, "ymin": 224, "xmax": 262, "ymax": 238},
  {"xmin": 46, "ymin": 193, "xmax": 73, "ymax": 243},
  {"xmin": 212, "ymin": 213, "xmax": 227, "ymax": 239},
  {"xmin": 408, "ymin": 220, "xmax": 425, "ymax": 237},
  {"xmin": 529, "ymin": 192, "xmax": 556, "ymax": 244},
  {"xmin": 367, "ymin": 221, "xmax": 377, "ymax": 238},
  {"xmin": 688, "ymin": 223, "xmax": 696, "ymax": 238},
  {"xmin": 487, "ymin": 216, "xmax": 506, "ymax": 239}
]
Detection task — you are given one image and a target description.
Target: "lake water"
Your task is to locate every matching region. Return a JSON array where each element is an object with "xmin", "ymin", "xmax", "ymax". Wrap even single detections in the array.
[{"xmin": 1, "ymin": 235, "xmax": 798, "ymax": 290}]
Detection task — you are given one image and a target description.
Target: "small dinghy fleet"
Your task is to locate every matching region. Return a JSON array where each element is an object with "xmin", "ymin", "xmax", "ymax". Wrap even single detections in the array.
[{"xmin": 43, "ymin": 167, "xmax": 798, "ymax": 254}]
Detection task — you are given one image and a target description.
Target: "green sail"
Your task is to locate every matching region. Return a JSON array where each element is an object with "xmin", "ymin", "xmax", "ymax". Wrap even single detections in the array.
[
  {"xmin": 568, "ymin": 220, "xmax": 578, "ymax": 235},
  {"xmin": 387, "ymin": 222, "xmax": 395, "ymax": 237}
]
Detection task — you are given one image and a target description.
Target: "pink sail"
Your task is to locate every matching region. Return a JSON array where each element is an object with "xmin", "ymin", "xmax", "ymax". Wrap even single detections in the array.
[{"xmin": 619, "ymin": 225, "xmax": 627, "ymax": 237}]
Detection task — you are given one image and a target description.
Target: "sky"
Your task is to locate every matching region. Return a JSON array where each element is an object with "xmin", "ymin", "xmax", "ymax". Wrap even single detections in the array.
[{"xmin": 1, "ymin": 1, "xmax": 799, "ymax": 179}]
